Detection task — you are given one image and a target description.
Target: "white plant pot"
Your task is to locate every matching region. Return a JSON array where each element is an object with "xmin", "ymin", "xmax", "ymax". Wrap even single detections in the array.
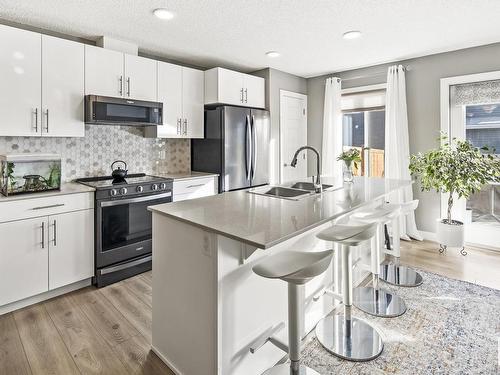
[{"xmin": 436, "ymin": 219, "xmax": 465, "ymax": 248}]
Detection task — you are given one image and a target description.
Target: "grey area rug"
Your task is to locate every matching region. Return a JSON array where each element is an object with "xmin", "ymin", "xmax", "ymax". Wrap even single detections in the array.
[{"xmin": 301, "ymin": 270, "xmax": 500, "ymax": 374}]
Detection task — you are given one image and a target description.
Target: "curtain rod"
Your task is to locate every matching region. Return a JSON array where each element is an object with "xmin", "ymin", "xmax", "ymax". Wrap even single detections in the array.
[{"xmin": 336, "ymin": 64, "xmax": 411, "ymax": 82}]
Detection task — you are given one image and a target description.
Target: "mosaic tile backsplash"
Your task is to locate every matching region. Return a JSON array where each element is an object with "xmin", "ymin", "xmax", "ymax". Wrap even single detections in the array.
[{"xmin": 0, "ymin": 125, "xmax": 190, "ymax": 181}]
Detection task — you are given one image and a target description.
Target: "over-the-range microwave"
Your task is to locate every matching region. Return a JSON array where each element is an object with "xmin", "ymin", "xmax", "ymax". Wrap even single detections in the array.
[{"xmin": 85, "ymin": 95, "xmax": 163, "ymax": 126}]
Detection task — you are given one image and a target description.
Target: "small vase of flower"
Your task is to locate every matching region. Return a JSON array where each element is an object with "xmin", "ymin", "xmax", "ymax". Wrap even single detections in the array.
[{"xmin": 337, "ymin": 149, "xmax": 361, "ymax": 183}]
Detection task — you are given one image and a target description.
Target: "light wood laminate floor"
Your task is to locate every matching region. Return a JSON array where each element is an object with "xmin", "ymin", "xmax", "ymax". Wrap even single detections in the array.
[{"xmin": 1, "ymin": 241, "xmax": 499, "ymax": 375}]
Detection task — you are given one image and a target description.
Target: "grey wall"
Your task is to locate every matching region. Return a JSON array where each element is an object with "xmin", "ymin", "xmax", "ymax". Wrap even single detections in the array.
[
  {"xmin": 307, "ymin": 42, "xmax": 500, "ymax": 232},
  {"xmin": 253, "ymin": 68, "xmax": 307, "ymax": 183}
]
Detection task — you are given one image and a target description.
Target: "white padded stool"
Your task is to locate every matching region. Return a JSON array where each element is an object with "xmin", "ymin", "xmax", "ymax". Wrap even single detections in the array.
[
  {"xmin": 350, "ymin": 206, "xmax": 407, "ymax": 318},
  {"xmin": 315, "ymin": 223, "xmax": 384, "ymax": 362},
  {"xmin": 253, "ymin": 250, "xmax": 334, "ymax": 375},
  {"xmin": 380, "ymin": 200, "xmax": 423, "ymax": 287}
]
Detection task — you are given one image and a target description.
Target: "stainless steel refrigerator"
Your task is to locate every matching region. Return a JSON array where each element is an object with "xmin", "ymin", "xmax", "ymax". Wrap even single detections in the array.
[{"xmin": 191, "ymin": 106, "xmax": 270, "ymax": 192}]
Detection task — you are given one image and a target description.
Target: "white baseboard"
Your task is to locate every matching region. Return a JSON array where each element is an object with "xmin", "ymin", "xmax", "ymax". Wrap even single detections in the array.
[
  {"xmin": 151, "ymin": 345, "xmax": 183, "ymax": 375},
  {"xmin": 0, "ymin": 278, "xmax": 92, "ymax": 315}
]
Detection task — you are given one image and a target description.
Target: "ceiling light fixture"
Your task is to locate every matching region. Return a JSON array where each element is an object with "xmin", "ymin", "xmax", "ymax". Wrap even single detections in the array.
[
  {"xmin": 343, "ymin": 30, "xmax": 362, "ymax": 40},
  {"xmin": 266, "ymin": 51, "xmax": 280, "ymax": 58},
  {"xmin": 153, "ymin": 8, "xmax": 175, "ymax": 20}
]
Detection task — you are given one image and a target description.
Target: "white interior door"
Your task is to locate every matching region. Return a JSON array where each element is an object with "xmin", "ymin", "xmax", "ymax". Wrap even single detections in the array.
[
  {"xmin": 280, "ymin": 90, "xmax": 308, "ymax": 183},
  {"xmin": 41, "ymin": 35, "xmax": 85, "ymax": 137}
]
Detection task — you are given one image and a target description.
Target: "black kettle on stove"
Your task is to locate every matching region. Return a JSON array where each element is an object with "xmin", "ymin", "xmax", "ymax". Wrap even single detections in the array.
[{"xmin": 111, "ymin": 160, "xmax": 128, "ymax": 182}]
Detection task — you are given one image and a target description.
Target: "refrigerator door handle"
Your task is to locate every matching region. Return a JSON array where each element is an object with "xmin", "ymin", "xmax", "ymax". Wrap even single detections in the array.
[
  {"xmin": 245, "ymin": 115, "xmax": 252, "ymax": 181},
  {"xmin": 251, "ymin": 115, "xmax": 257, "ymax": 180}
]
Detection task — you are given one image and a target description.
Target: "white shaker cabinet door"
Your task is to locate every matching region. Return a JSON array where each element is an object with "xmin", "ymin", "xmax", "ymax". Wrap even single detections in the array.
[
  {"xmin": 124, "ymin": 54, "xmax": 157, "ymax": 101},
  {"xmin": 182, "ymin": 67, "xmax": 204, "ymax": 138},
  {"xmin": 0, "ymin": 24, "xmax": 41, "ymax": 136},
  {"xmin": 244, "ymin": 74, "xmax": 265, "ymax": 109},
  {"xmin": 157, "ymin": 61, "xmax": 183, "ymax": 137},
  {"xmin": 85, "ymin": 45, "xmax": 124, "ymax": 97},
  {"xmin": 42, "ymin": 35, "xmax": 85, "ymax": 137},
  {"xmin": 48, "ymin": 209, "xmax": 94, "ymax": 290},
  {"xmin": 0, "ymin": 217, "xmax": 49, "ymax": 306}
]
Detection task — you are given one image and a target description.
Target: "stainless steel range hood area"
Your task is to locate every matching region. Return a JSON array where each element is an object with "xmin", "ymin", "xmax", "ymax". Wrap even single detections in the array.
[{"xmin": 84, "ymin": 95, "xmax": 163, "ymax": 126}]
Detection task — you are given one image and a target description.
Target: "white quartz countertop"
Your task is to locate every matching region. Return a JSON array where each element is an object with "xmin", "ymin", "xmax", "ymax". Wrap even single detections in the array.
[
  {"xmin": 0, "ymin": 182, "xmax": 95, "ymax": 202},
  {"xmin": 148, "ymin": 176, "xmax": 411, "ymax": 249},
  {"xmin": 156, "ymin": 171, "xmax": 218, "ymax": 181}
]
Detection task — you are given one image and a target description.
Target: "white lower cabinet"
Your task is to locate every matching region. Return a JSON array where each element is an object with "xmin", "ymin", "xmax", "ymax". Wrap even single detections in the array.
[
  {"xmin": 173, "ymin": 176, "xmax": 218, "ymax": 202},
  {"xmin": 0, "ymin": 193, "xmax": 94, "ymax": 308},
  {"xmin": 0, "ymin": 217, "xmax": 49, "ymax": 306},
  {"xmin": 48, "ymin": 210, "xmax": 94, "ymax": 290}
]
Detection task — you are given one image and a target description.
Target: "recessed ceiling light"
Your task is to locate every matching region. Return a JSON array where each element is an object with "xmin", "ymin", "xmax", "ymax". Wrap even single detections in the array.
[
  {"xmin": 343, "ymin": 30, "xmax": 362, "ymax": 40},
  {"xmin": 266, "ymin": 51, "xmax": 280, "ymax": 58},
  {"xmin": 153, "ymin": 8, "xmax": 175, "ymax": 20}
]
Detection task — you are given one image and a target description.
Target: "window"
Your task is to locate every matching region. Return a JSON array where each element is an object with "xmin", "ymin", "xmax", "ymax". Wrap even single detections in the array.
[
  {"xmin": 342, "ymin": 109, "xmax": 385, "ymax": 177},
  {"xmin": 465, "ymin": 103, "xmax": 500, "ymax": 153}
]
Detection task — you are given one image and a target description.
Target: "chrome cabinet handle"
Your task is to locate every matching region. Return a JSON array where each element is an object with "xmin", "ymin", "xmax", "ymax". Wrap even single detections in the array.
[
  {"xmin": 186, "ymin": 183, "xmax": 206, "ymax": 189},
  {"xmin": 245, "ymin": 88, "xmax": 248, "ymax": 103},
  {"xmin": 31, "ymin": 203, "xmax": 65, "ymax": 210},
  {"xmin": 44, "ymin": 109, "xmax": 49, "ymax": 133},
  {"xmin": 240, "ymin": 88, "xmax": 244, "ymax": 103},
  {"xmin": 52, "ymin": 219, "xmax": 57, "ymax": 246},
  {"xmin": 251, "ymin": 115, "xmax": 257, "ymax": 179},
  {"xmin": 183, "ymin": 119, "xmax": 187, "ymax": 135},
  {"xmin": 245, "ymin": 115, "xmax": 252, "ymax": 181},
  {"xmin": 33, "ymin": 108, "xmax": 38, "ymax": 132},
  {"xmin": 41, "ymin": 222, "xmax": 45, "ymax": 249},
  {"xmin": 127, "ymin": 77, "xmax": 131, "ymax": 97},
  {"xmin": 176, "ymin": 118, "xmax": 181, "ymax": 134},
  {"xmin": 119, "ymin": 76, "xmax": 123, "ymax": 96}
]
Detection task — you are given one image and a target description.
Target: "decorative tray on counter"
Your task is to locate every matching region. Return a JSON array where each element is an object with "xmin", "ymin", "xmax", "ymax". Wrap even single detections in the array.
[{"xmin": 0, "ymin": 153, "xmax": 61, "ymax": 196}]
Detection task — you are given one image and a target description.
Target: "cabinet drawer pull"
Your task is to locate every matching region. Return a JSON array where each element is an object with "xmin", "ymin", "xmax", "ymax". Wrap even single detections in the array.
[
  {"xmin": 186, "ymin": 183, "xmax": 206, "ymax": 189},
  {"xmin": 119, "ymin": 76, "xmax": 123, "ymax": 96},
  {"xmin": 52, "ymin": 219, "xmax": 57, "ymax": 246},
  {"xmin": 33, "ymin": 108, "xmax": 39, "ymax": 132},
  {"xmin": 31, "ymin": 203, "xmax": 65, "ymax": 210},
  {"xmin": 41, "ymin": 222, "xmax": 45, "ymax": 249}
]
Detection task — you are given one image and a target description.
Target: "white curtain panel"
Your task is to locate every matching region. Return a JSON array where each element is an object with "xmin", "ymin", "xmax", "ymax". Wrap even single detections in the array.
[
  {"xmin": 385, "ymin": 65, "xmax": 423, "ymax": 240},
  {"xmin": 322, "ymin": 77, "xmax": 343, "ymax": 183}
]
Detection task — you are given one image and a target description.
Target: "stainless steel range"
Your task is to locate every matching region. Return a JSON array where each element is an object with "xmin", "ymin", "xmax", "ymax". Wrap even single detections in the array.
[{"xmin": 76, "ymin": 173, "xmax": 173, "ymax": 287}]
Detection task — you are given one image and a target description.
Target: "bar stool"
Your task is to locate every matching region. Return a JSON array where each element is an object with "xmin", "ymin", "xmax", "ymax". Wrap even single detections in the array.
[
  {"xmin": 350, "ymin": 206, "xmax": 407, "ymax": 318},
  {"xmin": 315, "ymin": 222, "xmax": 384, "ymax": 361},
  {"xmin": 252, "ymin": 250, "xmax": 333, "ymax": 375},
  {"xmin": 380, "ymin": 200, "xmax": 423, "ymax": 287}
]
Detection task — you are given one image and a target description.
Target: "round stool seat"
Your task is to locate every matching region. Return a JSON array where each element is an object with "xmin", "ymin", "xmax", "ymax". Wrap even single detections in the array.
[
  {"xmin": 262, "ymin": 363, "xmax": 320, "ymax": 375},
  {"xmin": 316, "ymin": 223, "xmax": 378, "ymax": 246},
  {"xmin": 252, "ymin": 250, "xmax": 333, "ymax": 285},
  {"xmin": 316, "ymin": 314, "xmax": 383, "ymax": 362},
  {"xmin": 351, "ymin": 205, "xmax": 400, "ymax": 224}
]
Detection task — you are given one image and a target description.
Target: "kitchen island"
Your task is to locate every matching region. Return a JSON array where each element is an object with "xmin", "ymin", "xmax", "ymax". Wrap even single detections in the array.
[{"xmin": 148, "ymin": 177, "xmax": 411, "ymax": 375}]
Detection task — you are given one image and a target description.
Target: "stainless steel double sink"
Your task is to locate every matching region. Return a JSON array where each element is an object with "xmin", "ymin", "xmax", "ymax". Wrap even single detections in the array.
[{"xmin": 248, "ymin": 181, "xmax": 334, "ymax": 200}]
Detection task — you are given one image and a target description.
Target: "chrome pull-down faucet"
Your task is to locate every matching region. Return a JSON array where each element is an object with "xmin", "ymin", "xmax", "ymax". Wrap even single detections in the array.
[{"xmin": 291, "ymin": 146, "xmax": 322, "ymax": 193}]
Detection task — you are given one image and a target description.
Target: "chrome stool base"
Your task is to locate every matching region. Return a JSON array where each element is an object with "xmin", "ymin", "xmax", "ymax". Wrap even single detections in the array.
[
  {"xmin": 353, "ymin": 287, "xmax": 407, "ymax": 318},
  {"xmin": 263, "ymin": 363, "xmax": 320, "ymax": 375},
  {"xmin": 315, "ymin": 313, "xmax": 384, "ymax": 362},
  {"xmin": 380, "ymin": 263, "xmax": 423, "ymax": 287}
]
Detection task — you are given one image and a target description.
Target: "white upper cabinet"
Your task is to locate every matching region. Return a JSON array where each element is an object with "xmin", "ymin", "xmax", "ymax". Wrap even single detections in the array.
[
  {"xmin": 123, "ymin": 54, "xmax": 157, "ymax": 101},
  {"xmin": 146, "ymin": 62, "xmax": 204, "ymax": 139},
  {"xmin": 204, "ymin": 67, "xmax": 265, "ymax": 109},
  {"xmin": 0, "ymin": 24, "xmax": 42, "ymax": 136},
  {"xmin": 85, "ymin": 46, "xmax": 157, "ymax": 101},
  {"xmin": 85, "ymin": 45, "xmax": 124, "ymax": 97},
  {"xmin": 42, "ymin": 35, "xmax": 85, "ymax": 137},
  {"xmin": 243, "ymin": 74, "xmax": 265, "ymax": 109},
  {"xmin": 182, "ymin": 67, "xmax": 204, "ymax": 138}
]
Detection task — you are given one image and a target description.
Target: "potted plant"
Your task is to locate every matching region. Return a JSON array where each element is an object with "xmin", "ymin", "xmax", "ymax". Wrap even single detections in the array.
[
  {"xmin": 409, "ymin": 134, "xmax": 500, "ymax": 255},
  {"xmin": 337, "ymin": 148, "xmax": 362, "ymax": 182}
]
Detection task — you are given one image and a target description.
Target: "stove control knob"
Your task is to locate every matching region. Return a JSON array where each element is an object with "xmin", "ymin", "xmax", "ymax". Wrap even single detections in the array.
[
  {"xmin": 110, "ymin": 189, "xmax": 118, "ymax": 197},
  {"xmin": 160, "ymin": 182, "xmax": 167, "ymax": 190},
  {"xmin": 152, "ymin": 184, "xmax": 159, "ymax": 191},
  {"xmin": 120, "ymin": 187, "xmax": 128, "ymax": 195},
  {"xmin": 136, "ymin": 185, "xmax": 144, "ymax": 193}
]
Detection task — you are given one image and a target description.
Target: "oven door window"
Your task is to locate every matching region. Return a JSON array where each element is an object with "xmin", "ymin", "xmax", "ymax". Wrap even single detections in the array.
[{"xmin": 101, "ymin": 197, "xmax": 167, "ymax": 251}]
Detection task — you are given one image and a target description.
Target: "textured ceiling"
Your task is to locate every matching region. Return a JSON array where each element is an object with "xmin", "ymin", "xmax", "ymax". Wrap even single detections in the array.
[{"xmin": 0, "ymin": 0, "xmax": 499, "ymax": 78}]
